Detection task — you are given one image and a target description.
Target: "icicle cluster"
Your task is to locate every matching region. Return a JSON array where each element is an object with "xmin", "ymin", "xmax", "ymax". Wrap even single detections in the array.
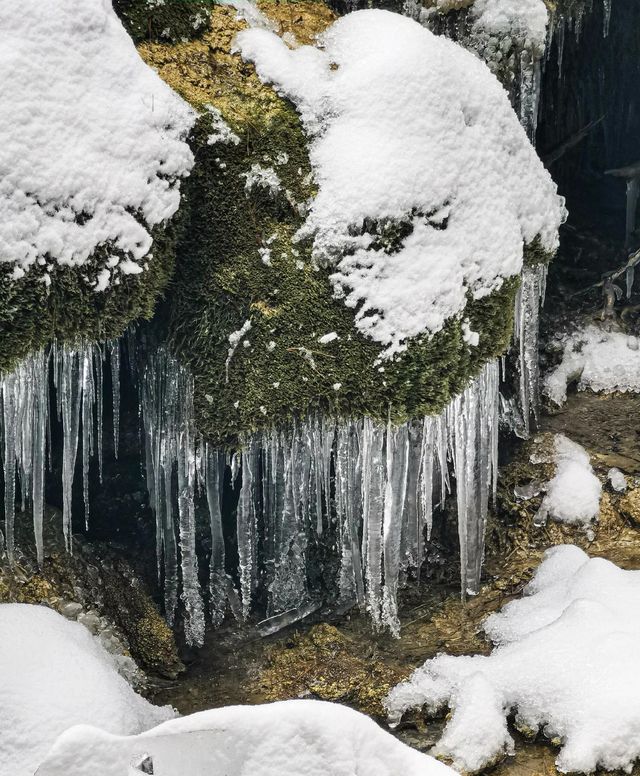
[
  {"xmin": 139, "ymin": 346, "xmax": 206, "ymax": 646},
  {"xmin": 0, "ymin": 342, "xmax": 119, "ymax": 566},
  {"xmin": 139, "ymin": 350, "xmax": 500, "ymax": 638}
]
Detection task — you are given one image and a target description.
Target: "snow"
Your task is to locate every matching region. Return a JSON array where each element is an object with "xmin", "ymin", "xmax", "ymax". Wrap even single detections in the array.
[
  {"xmin": 537, "ymin": 434, "xmax": 601, "ymax": 527},
  {"xmin": 238, "ymin": 11, "xmax": 565, "ymax": 358},
  {"xmin": 0, "ymin": 604, "xmax": 174, "ymax": 776},
  {"xmin": 241, "ymin": 164, "xmax": 282, "ymax": 196},
  {"xmin": 38, "ymin": 699, "xmax": 456, "ymax": 776},
  {"xmin": 0, "ymin": 0, "xmax": 194, "ymax": 287},
  {"xmin": 386, "ymin": 544, "xmax": 640, "ymax": 774},
  {"xmin": 471, "ymin": 0, "xmax": 549, "ymax": 52},
  {"xmin": 544, "ymin": 325, "xmax": 640, "ymax": 405}
]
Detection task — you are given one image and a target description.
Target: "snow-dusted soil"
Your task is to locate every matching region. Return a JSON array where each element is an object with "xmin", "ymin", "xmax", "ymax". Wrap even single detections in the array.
[
  {"xmin": 0, "ymin": 604, "xmax": 174, "ymax": 776},
  {"xmin": 37, "ymin": 699, "xmax": 455, "ymax": 776},
  {"xmin": 386, "ymin": 544, "xmax": 640, "ymax": 774}
]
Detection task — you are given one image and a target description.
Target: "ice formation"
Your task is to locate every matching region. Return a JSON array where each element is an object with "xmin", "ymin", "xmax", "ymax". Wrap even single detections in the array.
[
  {"xmin": 536, "ymin": 435, "xmax": 601, "ymax": 527},
  {"xmin": 0, "ymin": 604, "xmax": 173, "ymax": 776},
  {"xmin": 386, "ymin": 545, "xmax": 640, "ymax": 774},
  {"xmin": 139, "ymin": 352, "xmax": 500, "ymax": 637},
  {"xmin": 513, "ymin": 262, "xmax": 548, "ymax": 436},
  {"xmin": 544, "ymin": 324, "xmax": 640, "ymax": 405},
  {"xmin": 37, "ymin": 699, "xmax": 456, "ymax": 776},
  {"xmin": 0, "ymin": 0, "xmax": 194, "ymax": 284},
  {"xmin": 0, "ymin": 342, "xmax": 119, "ymax": 565},
  {"xmin": 238, "ymin": 10, "xmax": 564, "ymax": 357},
  {"xmin": 139, "ymin": 346, "xmax": 206, "ymax": 646}
]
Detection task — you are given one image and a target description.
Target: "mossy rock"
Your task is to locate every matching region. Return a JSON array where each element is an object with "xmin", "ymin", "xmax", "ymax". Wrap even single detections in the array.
[
  {"xmin": 113, "ymin": 0, "xmax": 215, "ymax": 44},
  {"xmin": 137, "ymin": 1, "xmax": 545, "ymax": 445},
  {"xmin": 0, "ymin": 221, "xmax": 177, "ymax": 376},
  {"xmin": 250, "ymin": 623, "xmax": 408, "ymax": 718}
]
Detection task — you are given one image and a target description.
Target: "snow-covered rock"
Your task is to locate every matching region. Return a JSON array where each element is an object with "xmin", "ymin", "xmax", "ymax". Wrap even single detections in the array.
[
  {"xmin": 37, "ymin": 699, "xmax": 455, "ymax": 776},
  {"xmin": 386, "ymin": 544, "xmax": 640, "ymax": 774},
  {"xmin": 537, "ymin": 434, "xmax": 601, "ymax": 526},
  {"xmin": 0, "ymin": 604, "xmax": 174, "ymax": 776},
  {"xmin": 238, "ymin": 10, "xmax": 565, "ymax": 358},
  {"xmin": 544, "ymin": 324, "xmax": 640, "ymax": 405},
  {"xmin": 471, "ymin": 0, "xmax": 548, "ymax": 52},
  {"xmin": 0, "ymin": 0, "xmax": 195, "ymax": 287}
]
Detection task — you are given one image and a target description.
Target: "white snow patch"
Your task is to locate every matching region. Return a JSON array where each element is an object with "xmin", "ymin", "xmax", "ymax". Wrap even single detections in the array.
[
  {"xmin": 386, "ymin": 545, "xmax": 640, "ymax": 774},
  {"xmin": 205, "ymin": 104, "xmax": 241, "ymax": 146},
  {"xmin": 241, "ymin": 164, "xmax": 282, "ymax": 196},
  {"xmin": 0, "ymin": 0, "xmax": 195, "ymax": 286},
  {"xmin": 471, "ymin": 0, "xmax": 549, "ymax": 51},
  {"xmin": 226, "ymin": 320, "xmax": 252, "ymax": 382},
  {"xmin": 238, "ymin": 11, "xmax": 565, "ymax": 358},
  {"xmin": 0, "ymin": 604, "xmax": 173, "ymax": 776},
  {"xmin": 462, "ymin": 319, "xmax": 480, "ymax": 347},
  {"xmin": 318, "ymin": 332, "xmax": 339, "ymax": 344},
  {"xmin": 544, "ymin": 325, "xmax": 640, "ymax": 405},
  {"xmin": 37, "ymin": 699, "xmax": 456, "ymax": 776},
  {"xmin": 537, "ymin": 434, "xmax": 601, "ymax": 526},
  {"xmin": 219, "ymin": 0, "xmax": 276, "ymax": 31}
]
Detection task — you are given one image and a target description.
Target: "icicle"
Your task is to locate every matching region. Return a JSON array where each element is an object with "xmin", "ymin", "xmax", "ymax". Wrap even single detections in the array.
[
  {"xmin": 2, "ymin": 373, "xmax": 17, "ymax": 563},
  {"xmin": 205, "ymin": 444, "xmax": 228, "ymax": 626},
  {"xmin": 381, "ymin": 422, "xmax": 409, "ymax": 637},
  {"xmin": 176, "ymin": 369, "xmax": 205, "ymax": 647},
  {"xmin": 627, "ymin": 264, "xmax": 635, "ymax": 300},
  {"xmin": 109, "ymin": 340, "xmax": 121, "ymax": 459},
  {"xmin": 361, "ymin": 418, "xmax": 385, "ymax": 627},
  {"xmin": 236, "ymin": 440, "xmax": 258, "ymax": 619},
  {"xmin": 60, "ymin": 345, "xmax": 82, "ymax": 552},
  {"xmin": 513, "ymin": 263, "xmax": 548, "ymax": 437},
  {"xmin": 603, "ymin": 0, "xmax": 612, "ymax": 36},
  {"xmin": 448, "ymin": 361, "xmax": 500, "ymax": 598}
]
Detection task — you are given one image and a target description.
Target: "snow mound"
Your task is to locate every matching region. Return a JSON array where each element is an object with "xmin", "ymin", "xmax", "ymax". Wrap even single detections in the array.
[
  {"xmin": 238, "ymin": 10, "xmax": 565, "ymax": 358},
  {"xmin": 0, "ymin": 604, "xmax": 174, "ymax": 776},
  {"xmin": 0, "ymin": 0, "xmax": 195, "ymax": 287},
  {"xmin": 37, "ymin": 699, "xmax": 455, "ymax": 776},
  {"xmin": 544, "ymin": 324, "xmax": 640, "ymax": 405},
  {"xmin": 537, "ymin": 434, "xmax": 601, "ymax": 527},
  {"xmin": 386, "ymin": 544, "xmax": 640, "ymax": 774}
]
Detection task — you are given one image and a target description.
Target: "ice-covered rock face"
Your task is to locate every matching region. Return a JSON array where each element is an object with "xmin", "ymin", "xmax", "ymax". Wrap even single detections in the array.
[
  {"xmin": 238, "ymin": 10, "xmax": 565, "ymax": 358},
  {"xmin": 0, "ymin": 0, "xmax": 194, "ymax": 288}
]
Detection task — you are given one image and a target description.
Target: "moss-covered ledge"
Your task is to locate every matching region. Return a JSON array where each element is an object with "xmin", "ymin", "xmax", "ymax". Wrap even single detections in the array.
[
  {"xmin": 0, "ymin": 223, "xmax": 178, "ymax": 376},
  {"xmin": 138, "ymin": 1, "xmax": 547, "ymax": 446}
]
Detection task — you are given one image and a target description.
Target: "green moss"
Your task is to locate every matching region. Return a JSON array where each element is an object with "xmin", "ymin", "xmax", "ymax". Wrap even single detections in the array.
[
  {"xmin": 0, "ymin": 224, "xmax": 177, "ymax": 375},
  {"xmin": 113, "ymin": 0, "xmax": 215, "ymax": 44}
]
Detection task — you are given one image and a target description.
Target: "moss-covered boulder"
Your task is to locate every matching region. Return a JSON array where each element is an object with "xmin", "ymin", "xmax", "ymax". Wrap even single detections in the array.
[{"xmin": 139, "ymin": 1, "xmax": 525, "ymax": 446}]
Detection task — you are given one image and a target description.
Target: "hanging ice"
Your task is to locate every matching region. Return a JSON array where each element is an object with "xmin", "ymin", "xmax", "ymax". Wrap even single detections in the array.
[
  {"xmin": 513, "ymin": 262, "xmax": 548, "ymax": 437},
  {"xmin": 0, "ymin": 342, "xmax": 112, "ymax": 563},
  {"xmin": 139, "ymin": 345, "xmax": 205, "ymax": 646}
]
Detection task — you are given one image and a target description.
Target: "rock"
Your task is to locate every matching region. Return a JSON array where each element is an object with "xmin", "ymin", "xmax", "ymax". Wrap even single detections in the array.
[{"xmin": 619, "ymin": 488, "xmax": 640, "ymax": 526}]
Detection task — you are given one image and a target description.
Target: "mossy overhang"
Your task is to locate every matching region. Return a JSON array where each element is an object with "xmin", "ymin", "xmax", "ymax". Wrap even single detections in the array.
[{"xmin": 138, "ymin": 1, "xmax": 553, "ymax": 446}]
